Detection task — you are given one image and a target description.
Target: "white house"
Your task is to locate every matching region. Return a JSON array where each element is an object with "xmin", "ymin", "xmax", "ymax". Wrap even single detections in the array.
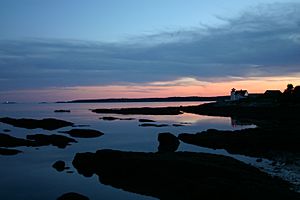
[{"xmin": 230, "ymin": 88, "xmax": 248, "ymax": 101}]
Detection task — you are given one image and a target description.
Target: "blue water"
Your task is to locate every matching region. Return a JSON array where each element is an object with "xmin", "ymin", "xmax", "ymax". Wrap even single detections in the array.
[{"xmin": 0, "ymin": 102, "xmax": 255, "ymax": 200}]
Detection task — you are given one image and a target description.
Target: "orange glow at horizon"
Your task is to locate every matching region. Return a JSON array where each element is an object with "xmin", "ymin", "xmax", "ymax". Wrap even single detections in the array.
[{"xmin": 2, "ymin": 76, "xmax": 300, "ymax": 102}]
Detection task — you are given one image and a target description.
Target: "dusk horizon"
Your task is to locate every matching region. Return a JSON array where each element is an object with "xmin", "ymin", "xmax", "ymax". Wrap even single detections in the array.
[{"xmin": 1, "ymin": 0, "xmax": 300, "ymax": 102}]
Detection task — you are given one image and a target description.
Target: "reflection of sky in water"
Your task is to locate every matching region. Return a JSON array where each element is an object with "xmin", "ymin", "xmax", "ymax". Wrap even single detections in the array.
[{"xmin": 0, "ymin": 102, "xmax": 257, "ymax": 200}]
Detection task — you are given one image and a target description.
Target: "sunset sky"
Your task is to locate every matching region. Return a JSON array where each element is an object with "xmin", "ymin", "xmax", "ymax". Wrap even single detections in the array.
[{"xmin": 1, "ymin": 0, "xmax": 300, "ymax": 102}]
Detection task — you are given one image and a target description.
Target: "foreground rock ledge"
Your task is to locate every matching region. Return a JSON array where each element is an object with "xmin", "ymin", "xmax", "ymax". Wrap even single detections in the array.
[{"xmin": 72, "ymin": 149, "xmax": 300, "ymax": 200}]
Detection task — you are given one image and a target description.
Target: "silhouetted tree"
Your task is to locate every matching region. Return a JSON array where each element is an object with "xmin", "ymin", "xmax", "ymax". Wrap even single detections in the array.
[
  {"xmin": 293, "ymin": 86, "xmax": 300, "ymax": 101},
  {"xmin": 282, "ymin": 84, "xmax": 294, "ymax": 103},
  {"xmin": 284, "ymin": 84, "xmax": 294, "ymax": 94}
]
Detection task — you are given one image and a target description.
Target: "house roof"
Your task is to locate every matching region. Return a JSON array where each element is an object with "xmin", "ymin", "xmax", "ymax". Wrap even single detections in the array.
[
  {"xmin": 234, "ymin": 90, "xmax": 248, "ymax": 96},
  {"xmin": 264, "ymin": 90, "xmax": 282, "ymax": 94}
]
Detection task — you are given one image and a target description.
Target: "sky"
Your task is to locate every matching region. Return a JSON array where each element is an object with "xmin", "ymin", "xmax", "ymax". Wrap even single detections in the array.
[{"xmin": 0, "ymin": 0, "xmax": 300, "ymax": 102}]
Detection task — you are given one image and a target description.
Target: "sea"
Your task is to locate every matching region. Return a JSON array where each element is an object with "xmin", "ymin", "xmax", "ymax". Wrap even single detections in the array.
[{"xmin": 0, "ymin": 101, "xmax": 297, "ymax": 200}]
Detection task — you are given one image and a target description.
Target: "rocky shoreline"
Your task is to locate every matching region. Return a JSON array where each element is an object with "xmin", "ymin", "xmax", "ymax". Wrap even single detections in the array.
[{"xmin": 72, "ymin": 149, "xmax": 300, "ymax": 200}]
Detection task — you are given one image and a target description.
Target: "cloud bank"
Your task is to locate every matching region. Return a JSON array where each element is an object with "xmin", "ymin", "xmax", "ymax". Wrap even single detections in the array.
[{"xmin": 0, "ymin": 2, "xmax": 299, "ymax": 92}]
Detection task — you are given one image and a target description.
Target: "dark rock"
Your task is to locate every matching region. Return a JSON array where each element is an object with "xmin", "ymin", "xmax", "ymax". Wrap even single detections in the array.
[
  {"xmin": 57, "ymin": 192, "xmax": 89, "ymax": 200},
  {"xmin": 52, "ymin": 160, "xmax": 66, "ymax": 172},
  {"xmin": 0, "ymin": 147, "xmax": 22, "ymax": 156},
  {"xmin": 0, "ymin": 133, "xmax": 77, "ymax": 149},
  {"xmin": 178, "ymin": 128, "xmax": 300, "ymax": 160},
  {"xmin": 139, "ymin": 119, "xmax": 156, "ymax": 123},
  {"xmin": 26, "ymin": 134, "xmax": 77, "ymax": 148},
  {"xmin": 172, "ymin": 124, "xmax": 184, "ymax": 127},
  {"xmin": 92, "ymin": 107, "xmax": 182, "ymax": 115},
  {"xmin": 66, "ymin": 171, "xmax": 74, "ymax": 174},
  {"xmin": 157, "ymin": 132, "xmax": 180, "ymax": 153},
  {"xmin": 72, "ymin": 149, "xmax": 300, "ymax": 200},
  {"xmin": 60, "ymin": 129, "xmax": 104, "ymax": 138},
  {"xmin": 0, "ymin": 117, "xmax": 73, "ymax": 130},
  {"xmin": 100, "ymin": 116, "xmax": 119, "ymax": 121},
  {"xmin": 54, "ymin": 110, "xmax": 71, "ymax": 113},
  {"xmin": 256, "ymin": 158, "xmax": 263, "ymax": 162},
  {"xmin": 139, "ymin": 123, "xmax": 168, "ymax": 127},
  {"xmin": 3, "ymin": 129, "xmax": 10, "ymax": 132},
  {"xmin": 99, "ymin": 116, "xmax": 135, "ymax": 121},
  {"xmin": 119, "ymin": 118, "xmax": 135, "ymax": 120},
  {"xmin": 0, "ymin": 133, "xmax": 31, "ymax": 147}
]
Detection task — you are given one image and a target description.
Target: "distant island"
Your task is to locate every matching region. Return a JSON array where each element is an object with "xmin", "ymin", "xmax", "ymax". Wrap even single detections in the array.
[{"xmin": 57, "ymin": 96, "xmax": 233, "ymax": 103}]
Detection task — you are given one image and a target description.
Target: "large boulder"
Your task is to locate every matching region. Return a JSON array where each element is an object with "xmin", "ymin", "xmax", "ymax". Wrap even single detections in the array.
[{"xmin": 157, "ymin": 132, "xmax": 180, "ymax": 152}]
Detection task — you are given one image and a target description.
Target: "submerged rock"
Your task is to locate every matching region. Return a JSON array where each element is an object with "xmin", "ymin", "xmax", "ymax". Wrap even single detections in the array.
[
  {"xmin": 60, "ymin": 129, "xmax": 104, "ymax": 138},
  {"xmin": 0, "ymin": 117, "xmax": 73, "ymax": 130},
  {"xmin": 73, "ymin": 149, "xmax": 300, "ymax": 200},
  {"xmin": 56, "ymin": 192, "xmax": 89, "ymax": 200},
  {"xmin": 157, "ymin": 132, "xmax": 180, "ymax": 153},
  {"xmin": 26, "ymin": 134, "xmax": 77, "ymax": 148},
  {"xmin": 0, "ymin": 147, "xmax": 22, "ymax": 156},
  {"xmin": 0, "ymin": 133, "xmax": 77, "ymax": 149}
]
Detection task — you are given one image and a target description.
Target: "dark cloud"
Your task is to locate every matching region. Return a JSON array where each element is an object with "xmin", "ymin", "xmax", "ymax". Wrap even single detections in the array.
[{"xmin": 0, "ymin": 2, "xmax": 299, "ymax": 91}]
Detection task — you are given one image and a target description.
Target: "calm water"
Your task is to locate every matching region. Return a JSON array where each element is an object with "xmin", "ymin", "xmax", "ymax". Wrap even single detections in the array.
[{"xmin": 0, "ymin": 102, "xmax": 258, "ymax": 200}]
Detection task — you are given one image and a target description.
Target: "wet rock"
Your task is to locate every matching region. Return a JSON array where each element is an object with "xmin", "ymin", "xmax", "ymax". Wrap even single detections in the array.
[
  {"xmin": 52, "ymin": 160, "xmax": 67, "ymax": 172},
  {"xmin": 73, "ymin": 149, "xmax": 300, "ymax": 200},
  {"xmin": 57, "ymin": 192, "xmax": 89, "ymax": 200},
  {"xmin": 54, "ymin": 110, "xmax": 71, "ymax": 113},
  {"xmin": 139, "ymin": 119, "xmax": 156, "ymax": 123},
  {"xmin": 0, "ymin": 147, "xmax": 22, "ymax": 156},
  {"xmin": 3, "ymin": 129, "xmax": 10, "ymax": 132},
  {"xmin": 0, "ymin": 117, "xmax": 73, "ymax": 130},
  {"xmin": 157, "ymin": 132, "xmax": 180, "ymax": 153},
  {"xmin": 60, "ymin": 129, "xmax": 104, "ymax": 138},
  {"xmin": 139, "ymin": 123, "xmax": 168, "ymax": 127},
  {"xmin": 256, "ymin": 158, "xmax": 263, "ymax": 162}
]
